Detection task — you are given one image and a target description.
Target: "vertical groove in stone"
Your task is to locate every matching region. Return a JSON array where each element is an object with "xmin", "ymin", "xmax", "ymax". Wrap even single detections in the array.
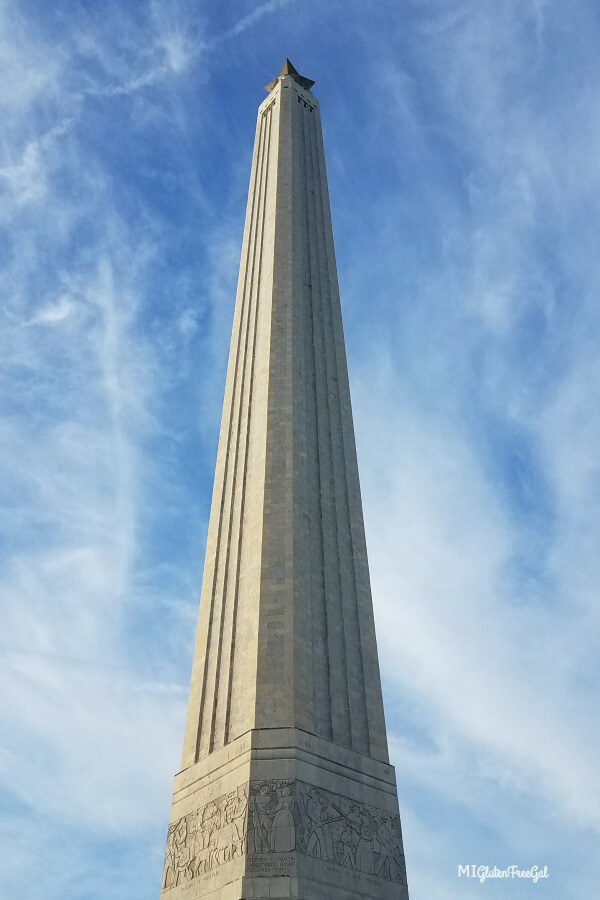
[
  {"xmin": 305, "ymin": 104, "xmax": 350, "ymax": 745},
  {"xmin": 255, "ymin": 86, "xmax": 294, "ymax": 729},
  {"xmin": 299, "ymin": 99, "xmax": 332, "ymax": 741},
  {"xmin": 301, "ymin": 101, "xmax": 351, "ymax": 747},
  {"xmin": 288, "ymin": 91, "xmax": 313, "ymax": 736},
  {"xmin": 210, "ymin": 103, "xmax": 273, "ymax": 752},
  {"xmin": 223, "ymin": 104, "xmax": 274, "ymax": 745},
  {"xmin": 223, "ymin": 96, "xmax": 278, "ymax": 743},
  {"xmin": 309, "ymin": 107, "xmax": 370, "ymax": 754},
  {"xmin": 179, "ymin": 107, "xmax": 261, "ymax": 768},
  {"xmin": 195, "ymin": 107, "xmax": 269, "ymax": 760},
  {"xmin": 182, "ymin": 77, "xmax": 388, "ymax": 768},
  {"xmin": 314, "ymin": 108, "xmax": 389, "ymax": 761},
  {"xmin": 207, "ymin": 199, "xmax": 252, "ymax": 750}
]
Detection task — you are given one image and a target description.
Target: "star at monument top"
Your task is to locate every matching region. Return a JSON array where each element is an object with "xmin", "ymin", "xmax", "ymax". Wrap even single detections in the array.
[{"xmin": 264, "ymin": 58, "xmax": 315, "ymax": 93}]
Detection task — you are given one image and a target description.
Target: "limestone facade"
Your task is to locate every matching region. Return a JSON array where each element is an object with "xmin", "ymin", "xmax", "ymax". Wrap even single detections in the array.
[{"xmin": 161, "ymin": 64, "xmax": 409, "ymax": 899}]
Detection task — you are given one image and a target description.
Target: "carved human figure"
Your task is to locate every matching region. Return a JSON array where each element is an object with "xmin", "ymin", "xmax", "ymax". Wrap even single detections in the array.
[
  {"xmin": 199, "ymin": 801, "xmax": 221, "ymax": 870},
  {"xmin": 345, "ymin": 804, "xmax": 363, "ymax": 835},
  {"xmin": 162, "ymin": 823, "xmax": 178, "ymax": 889},
  {"xmin": 228, "ymin": 787, "xmax": 248, "ymax": 850},
  {"xmin": 378, "ymin": 815, "xmax": 406, "ymax": 882},
  {"xmin": 201, "ymin": 802, "xmax": 220, "ymax": 844},
  {"xmin": 211, "ymin": 790, "xmax": 243, "ymax": 865},
  {"xmin": 354, "ymin": 819, "xmax": 376, "ymax": 875},
  {"xmin": 163, "ymin": 816, "xmax": 192, "ymax": 887},
  {"xmin": 304, "ymin": 789, "xmax": 336, "ymax": 862},
  {"xmin": 192, "ymin": 813, "xmax": 211, "ymax": 876},
  {"xmin": 248, "ymin": 785, "xmax": 273, "ymax": 853},
  {"xmin": 337, "ymin": 827, "xmax": 355, "ymax": 869},
  {"xmin": 215, "ymin": 818, "xmax": 234, "ymax": 865},
  {"xmin": 270, "ymin": 785, "xmax": 296, "ymax": 852},
  {"xmin": 371, "ymin": 815, "xmax": 396, "ymax": 880}
]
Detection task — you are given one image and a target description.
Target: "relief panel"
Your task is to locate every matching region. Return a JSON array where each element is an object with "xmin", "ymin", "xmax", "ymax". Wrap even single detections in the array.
[
  {"xmin": 161, "ymin": 779, "xmax": 407, "ymax": 892},
  {"xmin": 162, "ymin": 785, "xmax": 248, "ymax": 889}
]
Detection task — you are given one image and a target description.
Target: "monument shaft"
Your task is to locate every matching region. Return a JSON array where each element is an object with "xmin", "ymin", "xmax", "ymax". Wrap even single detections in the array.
[{"xmin": 161, "ymin": 62, "xmax": 409, "ymax": 900}]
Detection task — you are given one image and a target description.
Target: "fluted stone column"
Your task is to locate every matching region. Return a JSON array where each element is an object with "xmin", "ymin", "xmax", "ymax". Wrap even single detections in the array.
[{"xmin": 160, "ymin": 60, "xmax": 409, "ymax": 900}]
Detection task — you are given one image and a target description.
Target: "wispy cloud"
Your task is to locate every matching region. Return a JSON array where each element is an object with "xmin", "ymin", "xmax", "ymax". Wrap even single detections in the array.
[
  {"xmin": 334, "ymin": 1, "xmax": 600, "ymax": 894},
  {"xmin": 218, "ymin": 0, "xmax": 293, "ymax": 40},
  {"xmin": 0, "ymin": 2, "xmax": 232, "ymax": 895},
  {"xmin": 1, "ymin": 0, "xmax": 599, "ymax": 898}
]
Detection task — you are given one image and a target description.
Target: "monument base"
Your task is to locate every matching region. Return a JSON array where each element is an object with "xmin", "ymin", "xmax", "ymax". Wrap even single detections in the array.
[{"xmin": 160, "ymin": 728, "xmax": 409, "ymax": 899}]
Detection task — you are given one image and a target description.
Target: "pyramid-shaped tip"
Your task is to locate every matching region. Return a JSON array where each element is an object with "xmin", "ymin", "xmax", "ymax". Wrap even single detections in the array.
[
  {"xmin": 265, "ymin": 58, "xmax": 315, "ymax": 93},
  {"xmin": 279, "ymin": 58, "xmax": 298, "ymax": 77}
]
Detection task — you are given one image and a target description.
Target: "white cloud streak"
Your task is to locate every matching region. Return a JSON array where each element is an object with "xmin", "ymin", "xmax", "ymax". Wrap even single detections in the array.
[
  {"xmin": 337, "ymin": 2, "xmax": 600, "ymax": 891},
  {"xmin": 1, "ymin": 0, "xmax": 599, "ymax": 897}
]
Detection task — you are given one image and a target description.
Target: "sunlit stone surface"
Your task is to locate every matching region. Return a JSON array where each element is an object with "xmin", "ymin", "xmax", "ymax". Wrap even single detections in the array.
[{"xmin": 160, "ymin": 59, "xmax": 410, "ymax": 900}]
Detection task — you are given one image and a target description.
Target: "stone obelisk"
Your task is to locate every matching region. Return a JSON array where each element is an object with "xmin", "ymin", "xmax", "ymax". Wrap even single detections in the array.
[{"xmin": 160, "ymin": 60, "xmax": 409, "ymax": 900}]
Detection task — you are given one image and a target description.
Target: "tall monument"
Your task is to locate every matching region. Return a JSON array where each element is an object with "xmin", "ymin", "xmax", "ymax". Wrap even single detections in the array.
[{"xmin": 160, "ymin": 60, "xmax": 409, "ymax": 900}]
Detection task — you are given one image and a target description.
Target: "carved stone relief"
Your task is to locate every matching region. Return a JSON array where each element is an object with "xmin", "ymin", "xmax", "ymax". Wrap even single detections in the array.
[
  {"xmin": 294, "ymin": 781, "xmax": 407, "ymax": 884},
  {"xmin": 161, "ymin": 779, "xmax": 407, "ymax": 892},
  {"xmin": 162, "ymin": 784, "xmax": 248, "ymax": 890},
  {"xmin": 248, "ymin": 780, "xmax": 297, "ymax": 854}
]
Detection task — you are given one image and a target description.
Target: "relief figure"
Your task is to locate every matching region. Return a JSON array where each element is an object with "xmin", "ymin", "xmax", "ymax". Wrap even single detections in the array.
[
  {"xmin": 248, "ymin": 784, "xmax": 274, "ymax": 853},
  {"xmin": 270, "ymin": 785, "xmax": 296, "ymax": 852},
  {"xmin": 337, "ymin": 827, "xmax": 355, "ymax": 869},
  {"xmin": 163, "ymin": 785, "xmax": 249, "ymax": 883},
  {"xmin": 296, "ymin": 781, "xmax": 405, "ymax": 883},
  {"xmin": 163, "ymin": 816, "xmax": 193, "ymax": 888},
  {"xmin": 303, "ymin": 789, "xmax": 337, "ymax": 862},
  {"xmin": 354, "ymin": 820, "xmax": 376, "ymax": 876},
  {"xmin": 162, "ymin": 779, "xmax": 405, "ymax": 889}
]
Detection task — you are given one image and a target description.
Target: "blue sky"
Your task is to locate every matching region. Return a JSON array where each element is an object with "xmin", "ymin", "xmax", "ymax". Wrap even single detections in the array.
[{"xmin": 1, "ymin": 1, "xmax": 599, "ymax": 897}]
